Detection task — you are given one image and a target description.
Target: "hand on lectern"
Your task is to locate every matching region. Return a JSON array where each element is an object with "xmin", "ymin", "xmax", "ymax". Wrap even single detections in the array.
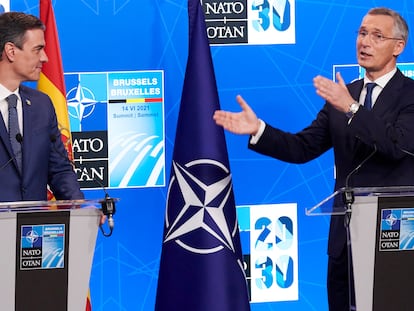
[{"xmin": 100, "ymin": 213, "xmax": 106, "ymax": 225}]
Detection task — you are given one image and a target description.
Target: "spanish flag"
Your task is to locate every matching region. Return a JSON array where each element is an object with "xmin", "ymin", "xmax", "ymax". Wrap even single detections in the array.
[
  {"xmin": 38, "ymin": 0, "xmax": 73, "ymax": 162},
  {"xmin": 38, "ymin": 1, "xmax": 92, "ymax": 310}
]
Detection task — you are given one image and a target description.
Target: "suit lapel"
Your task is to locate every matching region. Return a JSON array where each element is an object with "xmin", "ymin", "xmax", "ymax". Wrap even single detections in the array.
[
  {"xmin": 372, "ymin": 70, "xmax": 404, "ymax": 115},
  {"xmin": 348, "ymin": 79, "xmax": 364, "ymax": 103},
  {"xmin": 346, "ymin": 70, "xmax": 402, "ymax": 160},
  {"xmin": 347, "ymin": 70, "xmax": 403, "ymax": 114}
]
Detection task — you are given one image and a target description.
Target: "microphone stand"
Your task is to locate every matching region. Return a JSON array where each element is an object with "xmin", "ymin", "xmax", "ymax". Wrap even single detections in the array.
[
  {"xmin": 342, "ymin": 144, "xmax": 378, "ymax": 225},
  {"xmin": 342, "ymin": 144, "xmax": 377, "ymax": 311},
  {"xmin": 342, "ymin": 187, "xmax": 355, "ymax": 311}
]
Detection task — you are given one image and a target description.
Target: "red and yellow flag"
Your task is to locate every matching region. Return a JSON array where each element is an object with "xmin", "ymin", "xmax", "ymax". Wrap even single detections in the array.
[
  {"xmin": 38, "ymin": 0, "xmax": 73, "ymax": 162},
  {"xmin": 38, "ymin": 1, "xmax": 92, "ymax": 310}
]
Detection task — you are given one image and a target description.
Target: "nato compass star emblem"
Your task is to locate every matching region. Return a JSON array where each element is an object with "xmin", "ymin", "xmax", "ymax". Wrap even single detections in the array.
[
  {"xmin": 67, "ymin": 82, "xmax": 97, "ymax": 121},
  {"xmin": 66, "ymin": 81, "xmax": 106, "ymax": 131},
  {"xmin": 25, "ymin": 230, "xmax": 39, "ymax": 244},
  {"xmin": 385, "ymin": 213, "xmax": 398, "ymax": 226},
  {"xmin": 164, "ymin": 159, "xmax": 238, "ymax": 255}
]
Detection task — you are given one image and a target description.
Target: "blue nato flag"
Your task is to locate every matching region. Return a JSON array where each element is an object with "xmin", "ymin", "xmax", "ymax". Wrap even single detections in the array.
[{"xmin": 155, "ymin": 0, "xmax": 250, "ymax": 310}]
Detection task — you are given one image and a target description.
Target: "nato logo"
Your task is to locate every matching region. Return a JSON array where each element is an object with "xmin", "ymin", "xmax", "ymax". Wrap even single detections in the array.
[
  {"xmin": 381, "ymin": 209, "xmax": 401, "ymax": 231},
  {"xmin": 67, "ymin": 83, "xmax": 101, "ymax": 130},
  {"xmin": 20, "ymin": 225, "xmax": 43, "ymax": 270},
  {"xmin": 21, "ymin": 225, "xmax": 42, "ymax": 248},
  {"xmin": 164, "ymin": 159, "xmax": 238, "ymax": 255},
  {"xmin": 65, "ymin": 73, "xmax": 108, "ymax": 132}
]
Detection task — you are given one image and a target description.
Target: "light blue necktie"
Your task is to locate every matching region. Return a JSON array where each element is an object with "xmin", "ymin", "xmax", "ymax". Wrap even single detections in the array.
[
  {"xmin": 6, "ymin": 94, "xmax": 22, "ymax": 172},
  {"xmin": 364, "ymin": 83, "xmax": 377, "ymax": 110}
]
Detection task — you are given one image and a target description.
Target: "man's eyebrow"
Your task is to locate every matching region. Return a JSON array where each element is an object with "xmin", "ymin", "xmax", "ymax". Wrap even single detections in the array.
[
  {"xmin": 360, "ymin": 26, "xmax": 384, "ymax": 32},
  {"xmin": 34, "ymin": 44, "xmax": 45, "ymax": 50}
]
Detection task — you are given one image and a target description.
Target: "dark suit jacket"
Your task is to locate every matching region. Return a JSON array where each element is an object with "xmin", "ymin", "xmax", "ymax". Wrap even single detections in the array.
[
  {"xmin": 0, "ymin": 84, "xmax": 83, "ymax": 202},
  {"xmin": 249, "ymin": 69, "xmax": 414, "ymax": 258}
]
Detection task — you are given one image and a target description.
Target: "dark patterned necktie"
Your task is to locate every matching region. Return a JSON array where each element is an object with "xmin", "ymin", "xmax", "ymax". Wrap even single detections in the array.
[
  {"xmin": 6, "ymin": 94, "xmax": 22, "ymax": 172},
  {"xmin": 364, "ymin": 82, "xmax": 377, "ymax": 110}
]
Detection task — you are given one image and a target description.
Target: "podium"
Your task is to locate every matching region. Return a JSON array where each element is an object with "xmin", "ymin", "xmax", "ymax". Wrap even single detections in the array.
[
  {"xmin": 0, "ymin": 199, "xmax": 105, "ymax": 311},
  {"xmin": 307, "ymin": 186, "xmax": 414, "ymax": 311}
]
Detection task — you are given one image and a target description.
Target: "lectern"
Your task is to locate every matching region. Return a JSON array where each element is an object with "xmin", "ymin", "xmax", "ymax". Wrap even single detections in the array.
[
  {"xmin": 307, "ymin": 186, "xmax": 414, "ymax": 311},
  {"xmin": 0, "ymin": 199, "xmax": 106, "ymax": 311}
]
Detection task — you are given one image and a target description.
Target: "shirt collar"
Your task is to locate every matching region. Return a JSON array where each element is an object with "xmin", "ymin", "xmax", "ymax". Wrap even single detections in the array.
[
  {"xmin": 0, "ymin": 84, "xmax": 21, "ymax": 106},
  {"xmin": 364, "ymin": 67, "xmax": 397, "ymax": 89}
]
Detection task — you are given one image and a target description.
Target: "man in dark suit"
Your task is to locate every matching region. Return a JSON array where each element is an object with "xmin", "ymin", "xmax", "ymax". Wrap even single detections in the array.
[
  {"xmin": 214, "ymin": 7, "xmax": 414, "ymax": 311},
  {"xmin": 0, "ymin": 11, "xmax": 83, "ymax": 201}
]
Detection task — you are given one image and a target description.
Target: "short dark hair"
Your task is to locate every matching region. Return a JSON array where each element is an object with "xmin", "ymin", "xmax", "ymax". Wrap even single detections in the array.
[{"xmin": 0, "ymin": 11, "xmax": 45, "ymax": 53}]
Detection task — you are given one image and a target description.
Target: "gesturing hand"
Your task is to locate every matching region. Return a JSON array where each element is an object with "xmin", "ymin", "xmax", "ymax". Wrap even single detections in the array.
[
  {"xmin": 313, "ymin": 72, "xmax": 355, "ymax": 113},
  {"xmin": 213, "ymin": 95, "xmax": 261, "ymax": 135}
]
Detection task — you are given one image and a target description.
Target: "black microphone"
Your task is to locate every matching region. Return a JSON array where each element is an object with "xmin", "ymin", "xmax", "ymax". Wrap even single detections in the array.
[
  {"xmin": 343, "ymin": 144, "xmax": 378, "ymax": 206},
  {"xmin": 50, "ymin": 134, "xmax": 116, "ymax": 237},
  {"xmin": 16, "ymin": 133, "xmax": 23, "ymax": 143},
  {"xmin": 100, "ymin": 194, "xmax": 116, "ymax": 237}
]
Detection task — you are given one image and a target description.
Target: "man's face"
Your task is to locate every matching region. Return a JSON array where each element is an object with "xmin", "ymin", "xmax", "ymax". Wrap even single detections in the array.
[
  {"xmin": 13, "ymin": 29, "xmax": 48, "ymax": 82},
  {"xmin": 356, "ymin": 14, "xmax": 405, "ymax": 80}
]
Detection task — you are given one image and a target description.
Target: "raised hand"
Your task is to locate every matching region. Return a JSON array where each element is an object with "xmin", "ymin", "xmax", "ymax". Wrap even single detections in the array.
[
  {"xmin": 213, "ymin": 95, "xmax": 261, "ymax": 135},
  {"xmin": 313, "ymin": 72, "xmax": 355, "ymax": 112}
]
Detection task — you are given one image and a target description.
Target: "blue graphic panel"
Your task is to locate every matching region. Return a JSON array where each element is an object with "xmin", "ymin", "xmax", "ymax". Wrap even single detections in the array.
[
  {"xmin": 20, "ymin": 224, "xmax": 65, "ymax": 270},
  {"xmin": 64, "ymin": 71, "xmax": 165, "ymax": 189},
  {"xmin": 400, "ymin": 209, "xmax": 414, "ymax": 250},
  {"xmin": 239, "ymin": 203, "xmax": 298, "ymax": 303}
]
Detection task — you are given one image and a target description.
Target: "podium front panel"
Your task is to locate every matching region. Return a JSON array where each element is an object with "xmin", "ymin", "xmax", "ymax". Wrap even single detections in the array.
[
  {"xmin": 0, "ymin": 207, "xmax": 100, "ymax": 311},
  {"xmin": 350, "ymin": 194, "xmax": 414, "ymax": 311},
  {"xmin": 15, "ymin": 211, "xmax": 70, "ymax": 311},
  {"xmin": 373, "ymin": 196, "xmax": 414, "ymax": 311}
]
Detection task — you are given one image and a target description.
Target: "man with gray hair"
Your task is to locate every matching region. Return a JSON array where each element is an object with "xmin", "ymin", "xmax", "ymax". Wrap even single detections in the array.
[{"xmin": 214, "ymin": 7, "xmax": 413, "ymax": 310}]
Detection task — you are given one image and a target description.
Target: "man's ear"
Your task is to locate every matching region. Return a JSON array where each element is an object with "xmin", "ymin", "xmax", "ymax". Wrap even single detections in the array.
[
  {"xmin": 3, "ymin": 42, "xmax": 16, "ymax": 61},
  {"xmin": 393, "ymin": 40, "xmax": 405, "ymax": 57}
]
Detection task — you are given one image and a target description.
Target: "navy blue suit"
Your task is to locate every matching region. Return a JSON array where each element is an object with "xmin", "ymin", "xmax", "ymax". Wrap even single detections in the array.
[
  {"xmin": 0, "ymin": 85, "xmax": 83, "ymax": 201},
  {"xmin": 248, "ymin": 69, "xmax": 414, "ymax": 310}
]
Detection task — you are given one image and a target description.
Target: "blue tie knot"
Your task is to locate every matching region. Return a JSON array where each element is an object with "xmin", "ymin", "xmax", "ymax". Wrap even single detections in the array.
[
  {"xmin": 6, "ymin": 94, "xmax": 18, "ymax": 108},
  {"xmin": 364, "ymin": 82, "xmax": 377, "ymax": 110}
]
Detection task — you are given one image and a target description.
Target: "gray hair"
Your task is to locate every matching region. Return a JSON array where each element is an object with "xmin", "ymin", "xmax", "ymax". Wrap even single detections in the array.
[{"xmin": 368, "ymin": 7, "xmax": 409, "ymax": 43}]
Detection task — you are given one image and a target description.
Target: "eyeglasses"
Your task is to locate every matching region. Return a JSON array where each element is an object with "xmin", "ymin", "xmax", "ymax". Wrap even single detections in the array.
[{"xmin": 357, "ymin": 29, "xmax": 403, "ymax": 44}]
